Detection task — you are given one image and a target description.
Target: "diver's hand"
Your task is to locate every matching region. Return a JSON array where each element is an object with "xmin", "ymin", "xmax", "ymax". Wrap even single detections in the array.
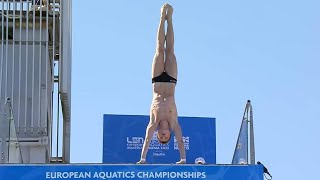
[
  {"xmin": 176, "ymin": 159, "xmax": 186, "ymax": 164},
  {"xmin": 136, "ymin": 159, "xmax": 147, "ymax": 164}
]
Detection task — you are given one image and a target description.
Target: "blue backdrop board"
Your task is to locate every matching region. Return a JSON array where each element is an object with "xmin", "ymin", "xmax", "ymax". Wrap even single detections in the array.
[
  {"xmin": 0, "ymin": 164, "xmax": 263, "ymax": 180},
  {"xmin": 103, "ymin": 114, "xmax": 216, "ymax": 164}
]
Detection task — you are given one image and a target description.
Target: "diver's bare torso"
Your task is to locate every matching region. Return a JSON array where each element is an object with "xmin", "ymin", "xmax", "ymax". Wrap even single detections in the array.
[{"xmin": 151, "ymin": 82, "xmax": 178, "ymax": 127}]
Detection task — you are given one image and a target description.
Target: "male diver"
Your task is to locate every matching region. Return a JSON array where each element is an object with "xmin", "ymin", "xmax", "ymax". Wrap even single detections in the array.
[{"xmin": 137, "ymin": 3, "xmax": 186, "ymax": 164}]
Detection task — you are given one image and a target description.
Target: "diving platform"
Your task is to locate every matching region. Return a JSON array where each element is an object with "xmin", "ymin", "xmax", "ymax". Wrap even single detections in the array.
[{"xmin": 0, "ymin": 164, "xmax": 263, "ymax": 180}]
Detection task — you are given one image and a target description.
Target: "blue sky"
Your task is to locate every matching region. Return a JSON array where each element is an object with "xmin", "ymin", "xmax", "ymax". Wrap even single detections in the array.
[{"xmin": 70, "ymin": 1, "xmax": 319, "ymax": 179}]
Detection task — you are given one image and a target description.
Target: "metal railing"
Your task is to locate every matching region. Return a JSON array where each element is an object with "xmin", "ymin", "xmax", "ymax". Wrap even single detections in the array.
[{"xmin": 0, "ymin": 98, "xmax": 23, "ymax": 163}]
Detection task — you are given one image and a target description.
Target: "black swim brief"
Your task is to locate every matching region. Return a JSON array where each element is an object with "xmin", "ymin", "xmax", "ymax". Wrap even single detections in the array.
[{"xmin": 152, "ymin": 72, "xmax": 177, "ymax": 84}]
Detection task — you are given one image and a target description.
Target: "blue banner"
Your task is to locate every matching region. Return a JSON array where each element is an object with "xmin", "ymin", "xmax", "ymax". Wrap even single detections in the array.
[
  {"xmin": 0, "ymin": 164, "xmax": 263, "ymax": 180},
  {"xmin": 103, "ymin": 114, "xmax": 216, "ymax": 164}
]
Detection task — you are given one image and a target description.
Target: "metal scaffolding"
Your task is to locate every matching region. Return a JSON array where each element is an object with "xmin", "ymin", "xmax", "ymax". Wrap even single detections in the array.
[{"xmin": 0, "ymin": 0, "xmax": 71, "ymax": 164}]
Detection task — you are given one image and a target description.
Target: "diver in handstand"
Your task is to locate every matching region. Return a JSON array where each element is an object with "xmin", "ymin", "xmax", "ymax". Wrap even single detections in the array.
[{"xmin": 137, "ymin": 3, "xmax": 186, "ymax": 164}]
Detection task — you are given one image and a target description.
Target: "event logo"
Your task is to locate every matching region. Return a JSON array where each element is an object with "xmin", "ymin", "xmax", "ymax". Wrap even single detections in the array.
[
  {"xmin": 126, "ymin": 137, "xmax": 144, "ymax": 150},
  {"xmin": 126, "ymin": 131, "xmax": 170, "ymax": 151},
  {"xmin": 174, "ymin": 136, "xmax": 190, "ymax": 150}
]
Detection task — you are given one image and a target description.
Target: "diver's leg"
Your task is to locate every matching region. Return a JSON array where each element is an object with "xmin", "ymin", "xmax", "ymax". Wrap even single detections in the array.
[
  {"xmin": 164, "ymin": 4, "xmax": 177, "ymax": 79},
  {"xmin": 152, "ymin": 3, "xmax": 168, "ymax": 78}
]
